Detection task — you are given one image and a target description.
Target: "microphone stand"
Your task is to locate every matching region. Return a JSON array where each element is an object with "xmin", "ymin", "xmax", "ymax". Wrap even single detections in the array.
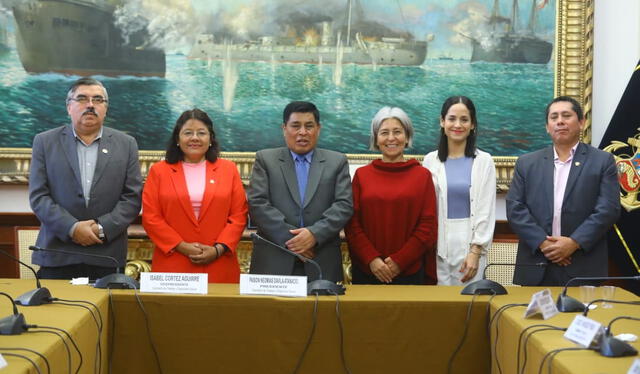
[
  {"xmin": 598, "ymin": 316, "xmax": 640, "ymax": 357},
  {"xmin": 0, "ymin": 250, "xmax": 52, "ymax": 306},
  {"xmin": 251, "ymin": 233, "xmax": 345, "ymax": 295},
  {"xmin": 460, "ymin": 262, "xmax": 547, "ymax": 295},
  {"xmin": 556, "ymin": 275, "xmax": 640, "ymax": 313},
  {"xmin": 29, "ymin": 246, "xmax": 139, "ymax": 289},
  {"xmin": 0, "ymin": 292, "xmax": 28, "ymax": 335}
]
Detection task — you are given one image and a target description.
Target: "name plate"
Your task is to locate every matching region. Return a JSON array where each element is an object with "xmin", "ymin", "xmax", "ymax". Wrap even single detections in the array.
[
  {"xmin": 564, "ymin": 315, "xmax": 603, "ymax": 348},
  {"xmin": 240, "ymin": 274, "xmax": 307, "ymax": 297},
  {"xmin": 628, "ymin": 358, "xmax": 640, "ymax": 374},
  {"xmin": 524, "ymin": 288, "xmax": 559, "ymax": 320},
  {"xmin": 140, "ymin": 272, "xmax": 208, "ymax": 294}
]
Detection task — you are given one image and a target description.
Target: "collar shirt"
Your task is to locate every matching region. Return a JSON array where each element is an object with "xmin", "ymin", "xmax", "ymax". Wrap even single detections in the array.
[{"xmin": 552, "ymin": 143, "xmax": 578, "ymax": 237}]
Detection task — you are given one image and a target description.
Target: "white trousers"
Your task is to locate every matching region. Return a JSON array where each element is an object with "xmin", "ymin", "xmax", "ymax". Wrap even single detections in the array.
[{"xmin": 437, "ymin": 218, "xmax": 487, "ymax": 286}]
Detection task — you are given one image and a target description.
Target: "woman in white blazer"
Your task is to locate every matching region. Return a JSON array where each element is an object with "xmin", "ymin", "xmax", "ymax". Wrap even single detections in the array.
[{"xmin": 423, "ymin": 96, "xmax": 496, "ymax": 285}]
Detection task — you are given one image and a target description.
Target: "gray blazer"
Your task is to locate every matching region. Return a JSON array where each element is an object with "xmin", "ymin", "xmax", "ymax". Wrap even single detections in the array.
[
  {"xmin": 29, "ymin": 125, "xmax": 142, "ymax": 268},
  {"xmin": 506, "ymin": 142, "xmax": 620, "ymax": 285},
  {"xmin": 248, "ymin": 147, "xmax": 353, "ymax": 282}
]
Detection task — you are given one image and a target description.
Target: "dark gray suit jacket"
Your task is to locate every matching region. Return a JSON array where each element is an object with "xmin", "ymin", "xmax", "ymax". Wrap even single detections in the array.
[
  {"xmin": 248, "ymin": 147, "xmax": 353, "ymax": 282},
  {"xmin": 506, "ymin": 142, "xmax": 620, "ymax": 285},
  {"xmin": 29, "ymin": 125, "xmax": 142, "ymax": 268}
]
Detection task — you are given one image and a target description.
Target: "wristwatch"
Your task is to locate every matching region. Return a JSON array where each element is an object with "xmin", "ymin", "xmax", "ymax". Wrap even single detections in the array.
[{"xmin": 95, "ymin": 220, "xmax": 105, "ymax": 240}]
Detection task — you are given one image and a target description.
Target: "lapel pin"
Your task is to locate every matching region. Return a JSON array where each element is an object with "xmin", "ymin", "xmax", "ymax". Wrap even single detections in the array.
[
  {"xmin": 210, "ymin": 179, "xmax": 215, "ymax": 184},
  {"xmin": 574, "ymin": 161, "xmax": 580, "ymax": 167},
  {"xmin": 102, "ymin": 148, "xmax": 108, "ymax": 154}
]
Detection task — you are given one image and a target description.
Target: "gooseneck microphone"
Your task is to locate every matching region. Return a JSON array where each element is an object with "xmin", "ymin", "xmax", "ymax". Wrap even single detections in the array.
[
  {"xmin": 597, "ymin": 315, "xmax": 640, "ymax": 357},
  {"xmin": 251, "ymin": 233, "xmax": 345, "ymax": 295},
  {"xmin": 0, "ymin": 292, "xmax": 27, "ymax": 335},
  {"xmin": 460, "ymin": 262, "xmax": 547, "ymax": 295},
  {"xmin": 0, "ymin": 250, "xmax": 52, "ymax": 306},
  {"xmin": 29, "ymin": 246, "xmax": 139, "ymax": 289},
  {"xmin": 556, "ymin": 275, "xmax": 640, "ymax": 312}
]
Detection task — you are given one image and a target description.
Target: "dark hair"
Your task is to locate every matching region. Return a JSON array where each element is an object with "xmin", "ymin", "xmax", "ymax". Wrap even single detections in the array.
[
  {"xmin": 165, "ymin": 109, "xmax": 219, "ymax": 164},
  {"xmin": 545, "ymin": 96, "xmax": 584, "ymax": 121},
  {"xmin": 283, "ymin": 101, "xmax": 320, "ymax": 124},
  {"xmin": 437, "ymin": 96, "xmax": 477, "ymax": 162},
  {"xmin": 66, "ymin": 77, "xmax": 108, "ymax": 103}
]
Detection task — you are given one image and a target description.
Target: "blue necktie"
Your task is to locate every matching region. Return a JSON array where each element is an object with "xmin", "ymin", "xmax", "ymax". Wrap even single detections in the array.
[{"xmin": 295, "ymin": 155, "xmax": 309, "ymax": 227}]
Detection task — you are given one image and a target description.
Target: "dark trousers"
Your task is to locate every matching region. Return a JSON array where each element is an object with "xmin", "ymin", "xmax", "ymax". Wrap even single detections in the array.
[
  {"xmin": 351, "ymin": 263, "xmax": 425, "ymax": 285},
  {"xmin": 539, "ymin": 264, "xmax": 602, "ymax": 287},
  {"xmin": 37, "ymin": 264, "xmax": 116, "ymax": 281}
]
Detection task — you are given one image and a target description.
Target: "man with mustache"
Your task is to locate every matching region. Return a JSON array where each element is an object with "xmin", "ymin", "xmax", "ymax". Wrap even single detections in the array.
[
  {"xmin": 507, "ymin": 96, "xmax": 620, "ymax": 286},
  {"xmin": 248, "ymin": 101, "xmax": 353, "ymax": 282},
  {"xmin": 28, "ymin": 77, "xmax": 142, "ymax": 280}
]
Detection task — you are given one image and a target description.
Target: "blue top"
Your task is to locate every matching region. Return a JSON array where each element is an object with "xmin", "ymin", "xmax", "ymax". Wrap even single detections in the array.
[{"xmin": 445, "ymin": 156, "xmax": 473, "ymax": 219}]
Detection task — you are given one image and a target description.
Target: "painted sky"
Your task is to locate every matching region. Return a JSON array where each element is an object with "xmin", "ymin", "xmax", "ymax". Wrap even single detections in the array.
[{"xmin": 189, "ymin": 0, "xmax": 556, "ymax": 58}]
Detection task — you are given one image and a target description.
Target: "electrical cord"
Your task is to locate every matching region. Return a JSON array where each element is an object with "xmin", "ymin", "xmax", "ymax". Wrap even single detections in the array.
[
  {"xmin": 132, "ymin": 286, "xmax": 164, "ymax": 374},
  {"xmin": 29, "ymin": 325, "xmax": 82, "ymax": 374},
  {"xmin": 0, "ymin": 347, "xmax": 50, "ymax": 374},
  {"xmin": 519, "ymin": 325, "xmax": 565, "ymax": 374},
  {"xmin": 108, "ymin": 288, "xmax": 116, "ymax": 374},
  {"xmin": 50, "ymin": 298, "xmax": 103, "ymax": 374},
  {"xmin": 25, "ymin": 329, "xmax": 73, "ymax": 374},
  {"xmin": 488, "ymin": 303, "xmax": 528, "ymax": 374},
  {"xmin": 538, "ymin": 347, "xmax": 589, "ymax": 374},
  {"xmin": 329, "ymin": 290, "xmax": 352, "ymax": 374},
  {"xmin": 292, "ymin": 293, "xmax": 319, "ymax": 374},
  {"xmin": 447, "ymin": 293, "xmax": 478, "ymax": 374},
  {"xmin": 0, "ymin": 352, "xmax": 43, "ymax": 374}
]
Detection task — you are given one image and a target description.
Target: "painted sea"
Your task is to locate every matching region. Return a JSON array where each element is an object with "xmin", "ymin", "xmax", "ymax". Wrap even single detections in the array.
[{"xmin": 0, "ymin": 50, "xmax": 552, "ymax": 155}]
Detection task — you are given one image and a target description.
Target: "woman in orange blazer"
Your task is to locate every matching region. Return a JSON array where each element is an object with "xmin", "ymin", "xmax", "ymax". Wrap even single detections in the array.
[{"xmin": 142, "ymin": 109, "xmax": 248, "ymax": 283}]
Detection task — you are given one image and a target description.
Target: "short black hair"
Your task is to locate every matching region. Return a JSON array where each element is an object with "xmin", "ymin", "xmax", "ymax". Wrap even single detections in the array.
[
  {"xmin": 437, "ymin": 96, "xmax": 478, "ymax": 162},
  {"xmin": 283, "ymin": 101, "xmax": 320, "ymax": 124},
  {"xmin": 66, "ymin": 77, "xmax": 108, "ymax": 103},
  {"xmin": 545, "ymin": 96, "xmax": 584, "ymax": 121},
  {"xmin": 165, "ymin": 109, "xmax": 220, "ymax": 164}
]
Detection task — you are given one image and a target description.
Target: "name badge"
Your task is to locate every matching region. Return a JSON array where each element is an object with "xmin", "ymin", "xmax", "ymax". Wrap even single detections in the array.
[
  {"xmin": 564, "ymin": 315, "xmax": 603, "ymax": 348},
  {"xmin": 0, "ymin": 353, "xmax": 7, "ymax": 369},
  {"xmin": 240, "ymin": 274, "xmax": 307, "ymax": 297},
  {"xmin": 524, "ymin": 288, "xmax": 559, "ymax": 319},
  {"xmin": 140, "ymin": 272, "xmax": 208, "ymax": 294}
]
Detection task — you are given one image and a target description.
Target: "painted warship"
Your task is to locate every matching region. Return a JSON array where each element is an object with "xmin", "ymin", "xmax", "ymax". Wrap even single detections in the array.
[
  {"xmin": 466, "ymin": 0, "xmax": 552, "ymax": 64},
  {"xmin": 12, "ymin": 0, "xmax": 165, "ymax": 77},
  {"xmin": 189, "ymin": 0, "xmax": 429, "ymax": 66}
]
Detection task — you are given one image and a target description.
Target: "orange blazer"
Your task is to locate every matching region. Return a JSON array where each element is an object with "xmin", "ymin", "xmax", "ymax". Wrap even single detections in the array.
[{"xmin": 142, "ymin": 159, "xmax": 248, "ymax": 283}]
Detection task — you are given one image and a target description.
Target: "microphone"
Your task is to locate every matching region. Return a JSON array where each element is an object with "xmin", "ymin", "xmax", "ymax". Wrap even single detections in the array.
[
  {"xmin": 460, "ymin": 262, "xmax": 547, "ymax": 295},
  {"xmin": 251, "ymin": 233, "xmax": 345, "ymax": 295},
  {"xmin": 556, "ymin": 275, "xmax": 640, "ymax": 313},
  {"xmin": 0, "ymin": 250, "xmax": 52, "ymax": 306},
  {"xmin": 597, "ymin": 316, "xmax": 640, "ymax": 357},
  {"xmin": 0, "ymin": 292, "xmax": 28, "ymax": 335},
  {"xmin": 29, "ymin": 246, "xmax": 139, "ymax": 289}
]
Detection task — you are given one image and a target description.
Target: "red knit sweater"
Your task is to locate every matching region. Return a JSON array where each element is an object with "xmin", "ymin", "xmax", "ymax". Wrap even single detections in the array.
[{"xmin": 345, "ymin": 159, "xmax": 437, "ymax": 277}]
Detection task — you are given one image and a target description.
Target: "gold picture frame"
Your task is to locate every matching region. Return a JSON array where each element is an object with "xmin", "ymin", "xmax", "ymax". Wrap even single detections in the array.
[{"xmin": 0, "ymin": 0, "xmax": 594, "ymax": 191}]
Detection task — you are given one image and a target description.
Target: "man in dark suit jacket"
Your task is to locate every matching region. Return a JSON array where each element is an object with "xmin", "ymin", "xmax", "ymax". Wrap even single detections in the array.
[
  {"xmin": 29, "ymin": 77, "xmax": 142, "ymax": 280},
  {"xmin": 507, "ymin": 96, "xmax": 620, "ymax": 286},
  {"xmin": 248, "ymin": 101, "xmax": 353, "ymax": 282}
]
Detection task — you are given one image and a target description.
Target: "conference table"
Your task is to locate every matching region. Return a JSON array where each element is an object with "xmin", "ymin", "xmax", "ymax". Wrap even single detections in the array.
[
  {"xmin": 0, "ymin": 279, "xmax": 108, "ymax": 374},
  {"xmin": 0, "ymin": 279, "xmax": 638, "ymax": 373}
]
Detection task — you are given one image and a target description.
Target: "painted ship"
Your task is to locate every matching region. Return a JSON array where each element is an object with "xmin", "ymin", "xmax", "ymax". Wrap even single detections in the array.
[
  {"xmin": 189, "ymin": 0, "xmax": 429, "ymax": 66},
  {"xmin": 466, "ymin": 0, "xmax": 552, "ymax": 64},
  {"xmin": 12, "ymin": 0, "xmax": 165, "ymax": 77}
]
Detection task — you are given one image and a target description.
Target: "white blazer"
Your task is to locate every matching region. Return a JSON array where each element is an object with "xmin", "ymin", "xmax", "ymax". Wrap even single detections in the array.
[{"xmin": 423, "ymin": 149, "xmax": 496, "ymax": 263}]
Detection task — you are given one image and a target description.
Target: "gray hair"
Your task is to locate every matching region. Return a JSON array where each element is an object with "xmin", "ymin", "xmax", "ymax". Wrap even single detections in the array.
[
  {"xmin": 65, "ymin": 77, "xmax": 109, "ymax": 104},
  {"xmin": 369, "ymin": 106, "xmax": 414, "ymax": 151}
]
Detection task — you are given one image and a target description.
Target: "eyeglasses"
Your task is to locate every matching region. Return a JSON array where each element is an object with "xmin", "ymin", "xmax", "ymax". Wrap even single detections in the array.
[
  {"xmin": 180, "ymin": 130, "xmax": 210, "ymax": 138},
  {"xmin": 69, "ymin": 95, "xmax": 108, "ymax": 105}
]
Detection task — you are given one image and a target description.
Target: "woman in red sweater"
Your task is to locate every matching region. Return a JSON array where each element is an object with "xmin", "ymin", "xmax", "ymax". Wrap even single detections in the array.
[{"xmin": 345, "ymin": 107, "xmax": 437, "ymax": 284}]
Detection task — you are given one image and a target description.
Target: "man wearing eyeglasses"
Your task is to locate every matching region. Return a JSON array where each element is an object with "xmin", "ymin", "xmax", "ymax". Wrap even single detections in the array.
[{"xmin": 28, "ymin": 77, "xmax": 142, "ymax": 280}]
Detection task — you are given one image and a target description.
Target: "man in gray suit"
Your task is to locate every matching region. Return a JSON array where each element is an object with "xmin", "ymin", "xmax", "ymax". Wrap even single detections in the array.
[
  {"xmin": 248, "ymin": 101, "xmax": 353, "ymax": 282},
  {"xmin": 29, "ymin": 77, "xmax": 142, "ymax": 280},
  {"xmin": 507, "ymin": 96, "xmax": 620, "ymax": 286}
]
